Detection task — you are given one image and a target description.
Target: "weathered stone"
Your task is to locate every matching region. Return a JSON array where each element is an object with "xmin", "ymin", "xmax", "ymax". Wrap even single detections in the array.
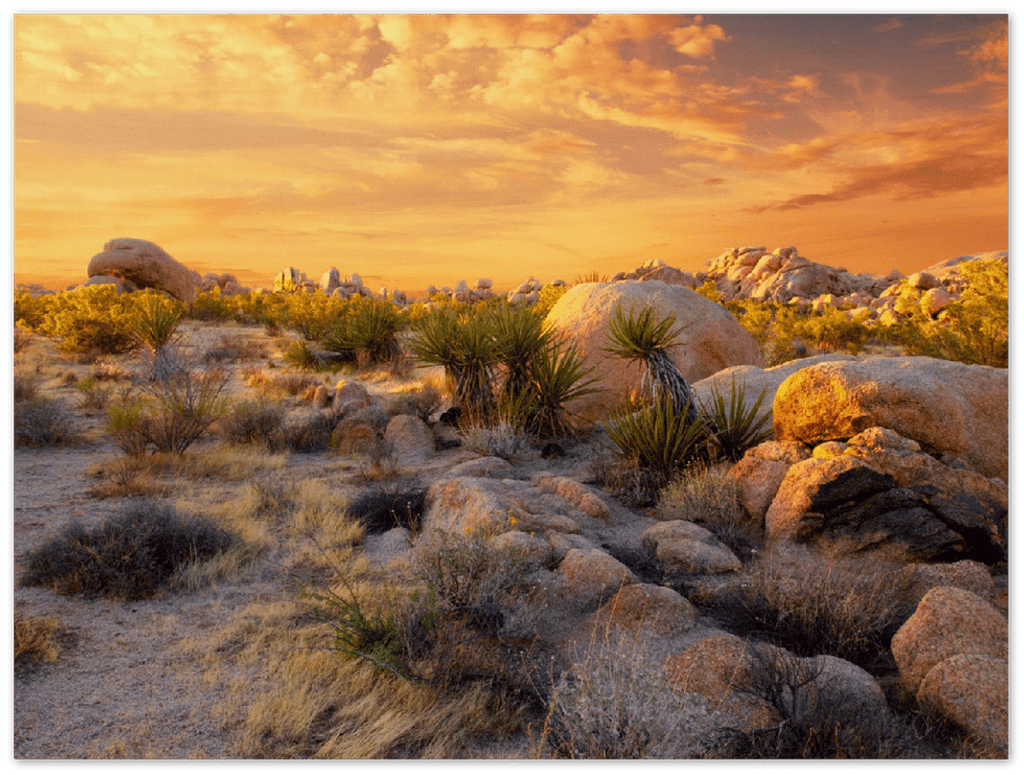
[
  {"xmin": 773, "ymin": 356, "xmax": 1008, "ymax": 481},
  {"xmin": 917, "ymin": 654, "xmax": 1008, "ymax": 756},
  {"xmin": 557, "ymin": 548, "xmax": 638, "ymax": 608},
  {"xmin": 592, "ymin": 582, "xmax": 696, "ymax": 635},
  {"xmin": 891, "ymin": 586, "xmax": 1008, "ymax": 695},
  {"xmin": 641, "ymin": 520, "xmax": 741, "ymax": 575},
  {"xmin": 638, "ymin": 265, "xmax": 697, "ymax": 288},
  {"xmin": 442, "ymin": 456, "xmax": 513, "ymax": 480},
  {"xmin": 87, "ymin": 238, "xmax": 201, "ymax": 304},
  {"xmin": 726, "ymin": 455, "xmax": 790, "ymax": 525},
  {"xmin": 383, "ymin": 414, "xmax": 434, "ymax": 464}
]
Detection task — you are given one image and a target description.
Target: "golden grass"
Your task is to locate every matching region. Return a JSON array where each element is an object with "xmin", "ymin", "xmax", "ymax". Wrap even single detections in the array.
[{"xmin": 14, "ymin": 611, "xmax": 70, "ymax": 666}]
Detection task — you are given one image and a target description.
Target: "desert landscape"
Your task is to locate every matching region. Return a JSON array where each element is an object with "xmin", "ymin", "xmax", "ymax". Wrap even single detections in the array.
[{"xmin": 12, "ymin": 239, "xmax": 1009, "ymax": 759}]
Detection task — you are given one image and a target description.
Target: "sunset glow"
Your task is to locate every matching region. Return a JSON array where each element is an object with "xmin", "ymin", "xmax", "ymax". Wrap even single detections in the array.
[{"xmin": 13, "ymin": 12, "xmax": 1008, "ymax": 295}]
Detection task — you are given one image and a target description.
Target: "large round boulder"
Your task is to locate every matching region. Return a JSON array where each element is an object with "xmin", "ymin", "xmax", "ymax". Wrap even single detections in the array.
[
  {"xmin": 543, "ymin": 280, "xmax": 762, "ymax": 424},
  {"xmin": 87, "ymin": 238, "xmax": 201, "ymax": 304},
  {"xmin": 772, "ymin": 356, "xmax": 1007, "ymax": 481}
]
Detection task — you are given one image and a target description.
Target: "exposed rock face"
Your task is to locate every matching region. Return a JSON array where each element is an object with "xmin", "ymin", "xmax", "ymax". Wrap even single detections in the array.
[
  {"xmin": 591, "ymin": 583, "xmax": 696, "ymax": 635},
  {"xmin": 726, "ymin": 440, "xmax": 812, "ymax": 524},
  {"xmin": 763, "ymin": 429, "xmax": 1006, "ymax": 563},
  {"xmin": 916, "ymin": 654, "xmax": 1008, "ymax": 756},
  {"xmin": 557, "ymin": 548, "xmax": 637, "ymax": 607},
  {"xmin": 543, "ymin": 280, "xmax": 762, "ymax": 423},
  {"xmin": 772, "ymin": 356, "xmax": 1008, "ymax": 481},
  {"xmin": 87, "ymin": 238, "xmax": 201, "ymax": 304},
  {"xmin": 891, "ymin": 586, "xmax": 1008, "ymax": 696}
]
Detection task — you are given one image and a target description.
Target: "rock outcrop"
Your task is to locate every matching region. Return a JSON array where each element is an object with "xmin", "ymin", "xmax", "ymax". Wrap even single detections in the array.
[
  {"xmin": 772, "ymin": 356, "xmax": 1008, "ymax": 481},
  {"xmin": 543, "ymin": 280, "xmax": 763, "ymax": 423},
  {"xmin": 86, "ymin": 238, "xmax": 201, "ymax": 304}
]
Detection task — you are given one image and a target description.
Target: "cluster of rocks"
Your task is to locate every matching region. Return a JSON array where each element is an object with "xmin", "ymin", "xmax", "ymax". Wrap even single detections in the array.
[{"xmin": 613, "ymin": 245, "xmax": 1008, "ymax": 324}]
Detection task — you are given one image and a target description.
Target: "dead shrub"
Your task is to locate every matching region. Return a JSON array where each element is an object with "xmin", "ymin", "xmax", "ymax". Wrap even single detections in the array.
[
  {"xmin": 14, "ymin": 396, "xmax": 80, "ymax": 447},
  {"xmin": 14, "ymin": 611, "xmax": 73, "ymax": 667},
  {"xmin": 220, "ymin": 400, "xmax": 286, "ymax": 446}
]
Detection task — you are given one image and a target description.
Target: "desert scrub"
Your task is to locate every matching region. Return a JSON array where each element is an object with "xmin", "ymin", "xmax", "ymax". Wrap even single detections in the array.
[
  {"xmin": 886, "ymin": 258, "xmax": 1008, "ymax": 367},
  {"xmin": 272, "ymin": 409, "xmax": 342, "ymax": 453},
  {"xmin": 33, "ymin": 285, "xmax": 143, "ymax": 356},
  {"xmin": 116, "ymin": 362, "xmax": 230, "ymax": 454},
  {"xmin": 75, "ymin": 376, "xmax": 113, "ymax": 411},
  {"xmin": 707, "ymin": 643, "xmax": 946, "ymax": 759},
  {"xmin": 702, "ymin": 547, "xmax": 915, "ymax": 675},
  {"xmin": 220, "ymin": 399, "xmax": 286, "ymax": 446},
  {"xmin": 20, "ymin": 500, "xmax": 238, "ymax": 600},
  {"xmin": 14, "ymin": 396, "xmax": 80, "ymax": 447},
  {"xmin": 659, "ymin": 465, "xmax": 761, "ymax": 560},
  {"xmin": 540, "ymin": 628, "xmax": 716, "ymax": 758},
  {"xmin": 347, "ymin": 482, "xmax": 427, "ymax": 534}
]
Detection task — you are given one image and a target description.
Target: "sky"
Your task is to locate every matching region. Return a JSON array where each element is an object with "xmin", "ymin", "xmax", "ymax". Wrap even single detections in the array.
[{"xmin": 10, "ymin": 8, "xmax": 1009, "ymax": 295}]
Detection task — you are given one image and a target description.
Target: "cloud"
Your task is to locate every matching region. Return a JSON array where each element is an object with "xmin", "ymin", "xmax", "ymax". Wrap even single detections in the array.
[
  {"xmin": 874, "ymin": 18, "xmax": 903, "ymax": 33},
  {"xmin": 669, "ymin": 22, "xmax": 728, "ymax": 59}
]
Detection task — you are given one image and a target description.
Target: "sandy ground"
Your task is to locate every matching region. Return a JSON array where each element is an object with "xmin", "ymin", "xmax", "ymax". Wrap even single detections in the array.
[{"xmin": 10, "ymin": 320, "xmax": 688, "ymax": 760}]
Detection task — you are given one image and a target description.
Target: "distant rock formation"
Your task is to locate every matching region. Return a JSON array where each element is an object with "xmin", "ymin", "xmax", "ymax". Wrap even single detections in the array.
[{"xmin": 86, "ymin": 238, "xmax": 201, "ymax": 304}]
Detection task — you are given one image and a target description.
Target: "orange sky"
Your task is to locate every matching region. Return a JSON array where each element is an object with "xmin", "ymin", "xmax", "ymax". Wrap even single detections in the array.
[{"xmin": 11, "ymin": 12, "xmax": 1008, "ymax": 295}]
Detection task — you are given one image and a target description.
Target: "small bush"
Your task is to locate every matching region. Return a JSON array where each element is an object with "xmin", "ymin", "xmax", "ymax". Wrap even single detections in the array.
[
  {"xmin": 708, "ymin": 644, "xmax": 936, "ymax": 759},
  {"xmin": 20, "ymin": 500, "xmax": 238, "ymax": 600},
  {"xmin": 75, "ymin": 376, "xmax": 113, "ymax": 411},
  {"xmin": 659, "ymin": 465, "xmax": 761, "ymax": 561},
  {"xmin": 283, "ymin": 338, "xmax": 327, "ymax": 371},
  {"xmin": 203, "ymin": 333, "xmax": 267, "ymax": 363},
  {"xmin": 322, "ymin": 297, "xmax": 404, "ymax": 367},
  {"xmin": 14, "ymin": 611, "xmax": 71, "ymax": 667},
  {"xmin": 13, "ymin": 372, "xmax": 40, "ymax": 402},
  {"xmin": 346, "ymin": 483, "xmax": 426, "ymax": 534},
  {"xmin": 459, "ymin": 419, "xmax": 531, "ymax": 461},
  {"xmin": 703, "ymin": 548, "xmax": 915, "ymax": 674},
  {"xmin": 383, "ymin": 382, "xmax": 445, "ymax": 424},
  {"xmin": 106, "ymin": 402, "xmax": 149, "ymax": 456},
  {"xmin": 14, "ymin": 397, "xmax": 79, "ymax": 447},
  {"xmin": 273, "ymin": 410, "xmax": 341, "ymax": 453},
  {"xmin": 134, "ymin": 365, "xmax": 230, "ymax": 454},
  {"xmin": 221, "ymin": 400, "xmax": 286, "ymax": 446},
  {"xmin": 542, "ymin": 631, "xmax": 715, "ymax": 758}
]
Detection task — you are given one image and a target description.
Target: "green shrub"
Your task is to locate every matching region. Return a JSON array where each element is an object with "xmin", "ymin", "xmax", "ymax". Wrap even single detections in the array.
[
  {"xmin": 14, "ymin": 397, "xmax": 79, "ymax": 447},
  {"xmin": 36, "ymin": 285, "xmax": 142, "ymax": 356},
  {"xmin": 20, "ymin": 500, "xmax": 238, "ymax": 600},
  {"xmin": 886, "ymin": 259, "xmax": 1008, "ymax": 367},
  {"xmin": 283, "ymin": 338, "xmax": 327, "ymax": 371},
  {"xmin": 106, "ymin": 402, "xmax": 149, "ymax": 456},
  {"xmin": 519, "ymin": 340, "xmax": 598, "ymax": 439},
  {"xmin": 75, "ymin": 376, "xmax": 113, "ymax": 411},
  {"xmin": 534, "ymin": 283, "xmax": 569, "ymax": 317}
]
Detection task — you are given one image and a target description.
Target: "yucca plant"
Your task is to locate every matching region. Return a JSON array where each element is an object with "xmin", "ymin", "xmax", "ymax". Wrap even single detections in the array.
[
  {"xmin": 603, "ymin": 304, "xmax": 698, "ymax": 424},
  {"xmin": 605, "ymin": 392, "xmax": 711, "ymax": 501},
  {"xmin": 408, "ymin": 305, "xmax": 499, "ymax": 422},
  {"xmin": 134, "ymin": 292, "xmax": 186, "ymax": 382},
  {"xmin": 523, "ymin": 339, "xmax": 599, "ymax": 439},
  {"xmin": 701, "ymin": 376, "xmax": 773, "ymax": 462},
  {"xmin": 323, "ymin": 298, "xmax": 404, "ymax": 367},
  {"xmin": 491, "ymin": 302, "xmax": 550, "ymax": 403}
]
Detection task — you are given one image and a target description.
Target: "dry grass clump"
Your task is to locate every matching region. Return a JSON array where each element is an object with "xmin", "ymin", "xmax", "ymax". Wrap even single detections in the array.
[
  {"xmin": 274, "ymin": 409, "xmax": 342, "ymax": 453},
  {"xmin": 241, "ymin": 367, "xmax": 324, "ymax": 399},
  {"xmin": 14, "ymin": 611, "xmax": 73, "ymax": 667},
  {"xmin": 19, "ymin": 500, "xmax": 239, "ymax": 600},
  {"xmin": 219, "ymin": 400, "xmax": 287, "ymax": 446},
  {"xmin": 14, "ymin": 396, "xmax": 80, "ymax": 447},
  {"xmin": 658, "ymin": 465, "xmax": 762, "ymax": 561},
  {"xmin": 202, "ymin": 333, "xmax": 268, "ymax": 364},
  {"xmin": 381, "ymin": 381, "xmax": 445, "ymax": 423},
  {"xmin": 538, "ymin": 626, "xmax": 716, "ymax": 758},
  {"xmin": 702, "ymin": 547, "xmax": 916, "ymax": 675},
  {"xmin": 346, "ymin": 482, "xmax": 426, "ymax": 534},
  {"xmin": 459, "ymin": 419, "xmax": 531, "ymax": 461}
]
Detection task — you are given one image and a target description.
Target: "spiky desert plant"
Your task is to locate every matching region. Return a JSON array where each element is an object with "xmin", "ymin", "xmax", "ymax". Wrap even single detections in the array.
[
  {"xmin": 491, "ymin": 302, "xmax": 550, "ymax": 403},
  {"xmin": 408, "ymin": 305, "xmax": 499, "ymax": 422},
  {"xmin": 524, "ymin": 339, "xmax": 600, "ymax": 439},
  {"xmin": 701, "ymin": 376, "xmax": 773, "ymax": 462},
  {"xmin": 133, "ymin": 292, "xmax": 186, "ymax": 382},
  {"xmin": 603, "ymin": 304, "xmax": 698, "ymax": 424},
  {"xmin": 605, "ymin": 392, "xmax": 710, "ymax": 501}
]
